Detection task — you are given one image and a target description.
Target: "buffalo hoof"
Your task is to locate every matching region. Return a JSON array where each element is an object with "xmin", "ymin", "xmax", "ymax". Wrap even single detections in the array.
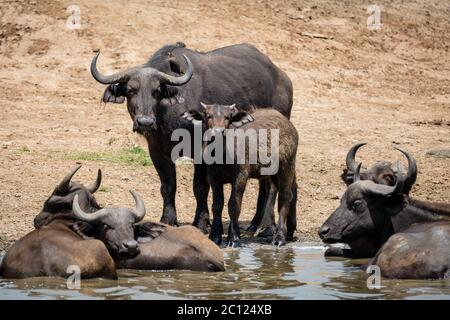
[
  {"xmin": 254, "ymin": 226, "xmax": 274, "ymax": 238},
  {"xmin": 209, "ymin": 234, "xmax": 223, "ymax": 246},
  {"xmin": 286, "ymin": 235, "xmax": 297, "ymax": 242},
  {"xmin": 272, "ymin": 234, "xmax": 286, "ymax": 247},
  {"xmin": 194, "ymin": 213, "xmax": 211, "ymax": 234},
  {"xmin": 226, "ymin": 239, "xmax": 241, "ymax": 248}
]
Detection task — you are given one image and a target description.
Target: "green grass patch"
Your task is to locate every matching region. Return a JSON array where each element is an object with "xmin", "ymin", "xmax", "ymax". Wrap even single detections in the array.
[
  {"xmin": 98, "ymin": 186, "xmax": 110, "ymax": 193},
  {"xmin": 64, "ymin": 146, "xmax": 152, "ymax": 167}
]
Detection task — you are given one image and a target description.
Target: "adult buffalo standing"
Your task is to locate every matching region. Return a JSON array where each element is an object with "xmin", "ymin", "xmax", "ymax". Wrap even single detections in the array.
[{"xmin": 90, "ymin": 42, "xmax": 293, "ymax": 232}]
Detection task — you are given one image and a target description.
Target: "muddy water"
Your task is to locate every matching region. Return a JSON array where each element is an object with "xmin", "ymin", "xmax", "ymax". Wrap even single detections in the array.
[{"xmin": 1, "ymin": 244, "xmax": 449, "ymax": 300}]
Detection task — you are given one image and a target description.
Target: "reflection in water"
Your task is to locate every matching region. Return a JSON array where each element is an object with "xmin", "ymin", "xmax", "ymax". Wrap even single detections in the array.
[{"xmin": 0, "ymin": 245, "xmax": 449, "ymax": 300}]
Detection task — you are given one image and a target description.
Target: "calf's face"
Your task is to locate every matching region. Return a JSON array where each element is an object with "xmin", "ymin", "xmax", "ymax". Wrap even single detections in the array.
[
  {"xmin": 181, "ymin": 103, "xmax": 254, "ymax": 135},
  {"xmin": 73, "ymin": 191, "xmax": 146, "ymax": 258}
]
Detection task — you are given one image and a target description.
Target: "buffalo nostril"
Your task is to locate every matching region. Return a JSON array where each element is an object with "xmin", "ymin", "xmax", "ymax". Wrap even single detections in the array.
[
  {"xmin": 136, "ymin": 117, "xmax": 155, "ymax": 128},
  {"xmin": 319, "ymin": 226, "xmax": 330, "ymax": 237},
  {"xmin": 123, "ymin": 240, "xmax": 139, "ymax": 251}
]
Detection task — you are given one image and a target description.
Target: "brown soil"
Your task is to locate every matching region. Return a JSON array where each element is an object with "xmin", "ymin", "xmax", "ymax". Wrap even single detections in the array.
[{"xmin": 1, "ymin": 0, "xmax": 449, "ymax": 250}]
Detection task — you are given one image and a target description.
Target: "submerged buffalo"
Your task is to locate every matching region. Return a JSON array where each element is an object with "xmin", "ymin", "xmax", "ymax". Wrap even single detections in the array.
[
  {"xmin": 1, "ymin": 166, "xmax": 116, "ymax": 279},
  {"xmin": 90, "ymin": 42, "xmax": 293, "ymax": 232},
  {"xmin": 319, "ymin": 162, "xmax": 450, "ymax": 279},
  {"xmin": 72, "ymin": 194, "xmax": 225, "ymax": 272},
  {"xmin": 1, "ymin": 166, "xmax": 224, "ymax": 279},
  {"xmin": 323, "ymin": 144, "xmax": 418, "ymax": 258}
]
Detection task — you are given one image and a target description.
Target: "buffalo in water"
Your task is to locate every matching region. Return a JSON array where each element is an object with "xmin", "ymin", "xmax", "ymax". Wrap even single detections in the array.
[
  {"xmin": 1, "ymin": 166, "xmax": 116, "ymax": 279},
  {"xmin": 319, "ymin": 153, "xmax": 450, "ymax": 279},
  {"xmin": 90, "ymin": 42, "xmax": 293, "ymax": 233},
  {"xmin": 0, "ymin": 166, "xmax": 224, "ymax": 279}
]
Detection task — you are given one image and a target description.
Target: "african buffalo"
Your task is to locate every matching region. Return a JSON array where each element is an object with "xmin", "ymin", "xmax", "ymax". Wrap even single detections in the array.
[
  {"xmin": 72, "ymin": 194, "xmax": 225, "ymax": 272},
  {"xmin": 90, "ymin": 42, "xmax": 293, "ymax": 233},
  {"xmin": 323, "ymin": 144, "xmax": 418, "ymax": 258},
  {"xmin": 319, "ymin": 163, "xmax": 450, "ymax": 279},
  {"xmin": 39, "ymin": 166, "xmax": 224, "ymax": 272},
  {"xmin": 182, "ymin": 105, "xmax": 298, "ymax": 247},
  {"xmin": 0, "ymin": 166, "xmax": 116, "ymax": 279}
]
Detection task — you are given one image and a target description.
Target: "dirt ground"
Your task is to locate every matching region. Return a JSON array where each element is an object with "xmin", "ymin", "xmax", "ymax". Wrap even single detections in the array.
[{"xmin": 0, "ymin": 0, "xmax": 449, "ymax": 250}]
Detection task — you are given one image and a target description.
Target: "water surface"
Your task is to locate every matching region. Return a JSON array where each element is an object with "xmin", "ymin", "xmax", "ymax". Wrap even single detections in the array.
[{"xmin": 1, "ymin": 244, "xmax": 449, "ymax": 300}]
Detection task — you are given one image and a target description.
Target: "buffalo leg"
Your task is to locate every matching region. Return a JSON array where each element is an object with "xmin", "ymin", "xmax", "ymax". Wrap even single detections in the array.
[
  {"xmin": 192, "ymin": 163, "xmax": 210, "ymax": 233},
  {"xmin": 272, "ymin": 171, "xmax": 294, "ymax": 246},
  {"xmin": 210, "ymin": 182, "xmax": 224, "ymax": 245},
  {"xmin": 247, "ymin": 179, "xmax": 267, "ymax": 232},
  {"xmin": 227, "ymin": 172, "xmax": 248, "ymax": 248},
  {"xmin": 149, "ymin": 148, "xmax": 178, "ymax": 226},
  {"xmin": 286, "ymin": 180, "xmax": 298, "ymax": 241},
  {"xmin": 254, "ymin": 179, "xmax": 277, "ymax": 237}
]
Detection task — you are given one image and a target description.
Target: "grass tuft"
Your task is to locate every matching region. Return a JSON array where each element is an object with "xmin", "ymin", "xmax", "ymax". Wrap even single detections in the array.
[{"xmin": 64, "ymin": 146, "xmax": 152, "ymax": 167}]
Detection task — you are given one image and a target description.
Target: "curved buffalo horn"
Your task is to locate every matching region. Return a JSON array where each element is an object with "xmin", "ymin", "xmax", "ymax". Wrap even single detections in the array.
[
  {"xmin": 73, "ymin": 194, "xmax": 108, "ymax": 222},
  {"xmin": 394, "ymin": 147, "xmax": 417, "ymax": 194},
  {"xmin": 353, "ymin": 163, "xmax": 362, "ymax": 182},
  {"xmin": 56, "ymin": 165, "xmax": 82, "ymax": 193},
  {"xmin": 129, "ymin": 190, "xmax": 146, "ymax": 222},
  {"xmin": 346, "ymin": 142, "xmax": 367, "ymax": 172},
  {"xmin": 358, "ymin": 161, "xmax": 405, "ymax": 197},
  {"xmin": 87, "ymin": 169, "xmax": 102, "ymax": 194},
  {"xmin": 157, "ymin": 55, "xmax": 193, "ymax": 86},
  {"xmin": 91, "ymin": 51, "xmax": 141, "ymax": 84}
]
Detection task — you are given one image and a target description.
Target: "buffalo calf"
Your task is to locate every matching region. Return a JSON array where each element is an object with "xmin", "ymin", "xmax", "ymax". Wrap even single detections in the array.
[{"xmin": 182, "ymin": 104, "xmax": 298, "ymax": 247}]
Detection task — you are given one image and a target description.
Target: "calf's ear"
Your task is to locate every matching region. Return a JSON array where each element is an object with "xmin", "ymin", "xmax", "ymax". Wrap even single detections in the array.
[
  {"xmin": 134, "ymin": 222, "xmax": 166, "ymax": 243},
  {"xmin": 231, "ymin": 110, "xmax": 254, "ymax": 128},
  {"xmin": 181, "ymin": 110, "xmax": 204, "ymax": 122},
  {"xmin": 102, "ymin": 84, "xmax": 126, "ymax": 104}
]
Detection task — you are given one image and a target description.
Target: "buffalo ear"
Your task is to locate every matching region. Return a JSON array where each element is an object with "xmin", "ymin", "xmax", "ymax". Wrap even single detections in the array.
[
  {"xmin": 169, "ymin": 58, "xmax": 184, "ymax": 74},
  {"xmin": 341, "ymin": 169, "xmax": 354, "ymax": 186},
  {"xmin": 135, "ymin": 222, "xmax": 166, "ymax": 243},
  {"xmin": 181, "ymin": 110, "xmax": 204, "ymax": 122},
  {"xmin": 102, "ymin": 84, "xmax": 126, "ymax": 104},
  {"xmin": 231, "ymin": 110, "xmax": 254, "ymax": 128}
]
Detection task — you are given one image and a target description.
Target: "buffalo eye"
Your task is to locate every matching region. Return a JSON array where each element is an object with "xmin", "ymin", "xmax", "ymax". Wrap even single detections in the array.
[
  {"xmin": 352, "ymin": 200, "xmax": 364, "ymax": 211},
  {"xmin": 103, "ymin": 224, "xmax": 111, "ymax": 231},
  {"xmin": 126, "ymin": 87, "xmax": 136, "ymax": 96},
  {"xmin": 126, "ymin": 81, "xmax": 140, "ymax": 96}
]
